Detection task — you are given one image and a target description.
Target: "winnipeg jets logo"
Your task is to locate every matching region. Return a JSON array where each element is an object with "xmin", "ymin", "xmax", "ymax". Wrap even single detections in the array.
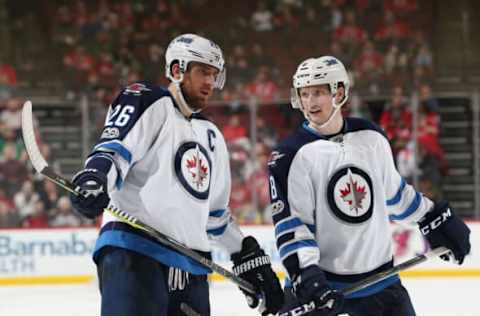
[
  {"xmin": 327, "ymin": 166, "xmax": 373, "ymax": 224},
  {"xmin": 324, "ymin": 58, "xmax": 338, "ymax": 66},
  {"xmin": 339, "ymin": 169, "xmax": 367, "ymax": 213},
  {"xmin": 175, "ymin": 142, "xmax": 212, "ymax": 200},
  {"xmin": 123, "ymin": 83, "xmax": 151, "ymax": 95},
  {"xmin": 186, "ymin": 154, "xmax": 209, "ymax": 189},
  {"xmin": 267, "ymin": 151, "xmax": 285, "ymax": 166}
]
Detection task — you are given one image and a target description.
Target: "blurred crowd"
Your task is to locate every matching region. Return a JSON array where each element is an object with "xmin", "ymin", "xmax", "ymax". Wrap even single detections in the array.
[
  {"xmin": 37, "ymin": 0, "xmax": 434, "ymax": 104},
  {"xmin": 0, "ymin": 95, "xmax": 92, "ymax": 228},
  {"xmin": 0, "ymin": 0, "xmax": 445, "ymax": 227}
]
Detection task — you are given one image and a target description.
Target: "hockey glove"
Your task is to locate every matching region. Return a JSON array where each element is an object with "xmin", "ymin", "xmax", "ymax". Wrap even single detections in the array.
[
  {"xmin": 418, "ymin": 201, "xmax": 471, "ymax": 264},
  {"xmin": 292, "ymin": 265, "xmax": 344, "ymax": 316},
  {"xmin": 231, "ymin": 236, "xmax": 284, "ymax": 315},
  {"xmin": 70, "ymin": 169, "xmax": 110, "ymax": 219}
]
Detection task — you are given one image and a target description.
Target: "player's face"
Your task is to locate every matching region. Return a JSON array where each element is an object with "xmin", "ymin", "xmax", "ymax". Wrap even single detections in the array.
[
  {"xmin": 299, "ymin": 85, "xmax": 334, "ymax": 126},
  {"xmin": 182, "ymin": 63, "xmax": 219, "ymax": 110}
]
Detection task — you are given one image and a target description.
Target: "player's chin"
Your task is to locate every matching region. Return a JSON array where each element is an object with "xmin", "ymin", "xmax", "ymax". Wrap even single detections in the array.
[
  {"xmin": 194, "ymin": 97, "xmax": 209, "ymax": 110},
  {"xmin": 311, "ymin": 116, "xmax": 328, "ymax": 126}
]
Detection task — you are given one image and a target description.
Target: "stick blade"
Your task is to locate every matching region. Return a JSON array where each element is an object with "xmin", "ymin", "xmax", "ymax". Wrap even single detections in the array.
[{"xmin": 22, "ymin": 100, "xmax": 48, "ymax": 173}]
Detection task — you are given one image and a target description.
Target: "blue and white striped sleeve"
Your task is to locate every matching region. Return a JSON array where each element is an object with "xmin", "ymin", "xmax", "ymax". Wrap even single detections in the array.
[
  {"xmin": 268, "ymin": 146, "xmax": 319, "ymax": 279},
  {"xmin": 86, "ymin": 86, "xmax": 167, "ymax": 193},
  {"xmin": 379, "ymin": 136, "xmax": 434, "ymax": 223}
]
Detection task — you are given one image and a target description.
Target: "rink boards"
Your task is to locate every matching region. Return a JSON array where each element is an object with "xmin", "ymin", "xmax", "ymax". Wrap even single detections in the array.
[{"xmin": 0, "ymin": 223, "xmax": 479, "ymax": 285}]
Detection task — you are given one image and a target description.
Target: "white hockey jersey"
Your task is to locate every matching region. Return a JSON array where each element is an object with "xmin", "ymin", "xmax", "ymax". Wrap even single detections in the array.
[
  {"xmin": 87, "ymin": 83, "xmax": 243, "ymax": 274},
  {"xmin": 268, "ymin": 118, "xmax": 434, "ymax": 297}
]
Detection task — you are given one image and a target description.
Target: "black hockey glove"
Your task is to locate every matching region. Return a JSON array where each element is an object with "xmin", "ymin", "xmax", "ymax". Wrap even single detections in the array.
[
  {"xmin": 70, "ymin": 169, "xmax": 110, "ymax": 219},
  {"xmin": 231, "ymin": 236, "xmax": 284, "ymax": 315},
  {"xmin": 418, "ymin": 201, "xmax": 471, "ymax": 264},
  {"xmin": 292, "ymin": 265, "xmax": 344, "ymax": 316}
]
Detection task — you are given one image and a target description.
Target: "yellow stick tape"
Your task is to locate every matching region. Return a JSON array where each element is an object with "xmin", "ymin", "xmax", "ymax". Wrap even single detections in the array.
[
  {"xmin": 0, "ymin": 275, "xmax": 94, "ymax": 286},
  {"xmin": 2, "ymin": 270, "xmax": 480, "ymax": 286}
]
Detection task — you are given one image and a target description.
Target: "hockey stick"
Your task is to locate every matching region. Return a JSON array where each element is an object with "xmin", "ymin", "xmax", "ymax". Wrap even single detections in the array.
[
  {"xmin": 278, "ymin": 246, "xmax": 450, "ymax": 316},
  {"xmin": 21, "ymin": 100, "xmax": 256, "ymax": 295},
  {"xmin": 342, "ymin": 246, "xmax": 449, "ymax": 296},
  {"xmin": 180, "ymin": 303, "xmax": 201, "ymax": 316}
]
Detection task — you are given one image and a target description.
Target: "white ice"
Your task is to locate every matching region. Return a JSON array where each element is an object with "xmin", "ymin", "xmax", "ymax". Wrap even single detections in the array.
[{"xmin": 0, "ymin": 278, "xmax": 478, "ymax": 316}]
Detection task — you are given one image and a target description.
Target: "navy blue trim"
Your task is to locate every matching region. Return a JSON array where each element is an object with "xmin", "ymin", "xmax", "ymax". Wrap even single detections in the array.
[
  {"xmin": 279, "ymin": 239, "xmax": 317, "ymax": 259},
  {"xmin": 86, "ymin": 153, "xmax": 114, "ymax": 174},
  {"xmin": 330, "ymin": 274, "xmax": 400, "ymax": 298},
  {"xmin": 343, "ymin": 117, "xmax": 388, "ymax": 140},
  {"xmin": 284, "ymin": 259, "xmax": 398, "ymax": 298},
  {"xmin": 306, "ymin": 224, "xmax": 316, "ymax": 234},
  {"xmin": 323, "ymin": 259, "xmax": 394, "ymax": 282},
  {"xmin": 85, "ymin": 154, "xmax": 124, "ymax": 190},
  {"xmin": 387, "ymin": 178, "xmax": 407, "ymax": 206},
  {"xmin": 300, "ymin": 118, "xmax": 387, "ymax": 141},
  {"xmin": 301, "ymin": 122, "xmax": 328, "ymax": 138},
  {"xmin": 209, "ymin": 209, "xmax": 226, "ymax": 218},
  {"xmin": 93, "ymin": 222, "xmax": 211, "ymax": 275},
  {"xmin": 277, "ymin": 232, "xmax": 295, "ymax": 249},
  {"xmin": 94, "ymin": 141, "xmax": 132, "ymax": 164},
  {"xmin": 284, "ymin": 274, "xmax": 400, "ymax": 298},
  {"xmin": 389, "ymin": 192, "xmax": 422, "ymax": 221},
  {"xmin": 207, "ymin": 223, "xmax": 227, "ymax": 236}
]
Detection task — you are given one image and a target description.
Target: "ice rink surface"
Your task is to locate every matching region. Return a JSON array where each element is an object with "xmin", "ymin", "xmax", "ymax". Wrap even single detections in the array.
[{"xmin": 1, "ymin": 278, "xmax": 479, "ymax": 316}]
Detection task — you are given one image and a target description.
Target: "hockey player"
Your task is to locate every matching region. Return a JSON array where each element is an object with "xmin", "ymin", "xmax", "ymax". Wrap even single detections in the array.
[
  {"xmin": 69, "ymin": 34, "xmax": 284, "ymax": 316},
  {"xmin": 268, "ymin": 56, "xmax": 471, "ymax": 316}
]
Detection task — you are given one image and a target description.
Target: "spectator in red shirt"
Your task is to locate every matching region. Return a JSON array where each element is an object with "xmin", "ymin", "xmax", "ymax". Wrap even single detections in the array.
[
  {"xmin": 384, "ymin": 0, "xmax": 418, "ymax": 16},
  {"xmin": 222, "ymin": 114, "xmax": 248, "ymax": 142},
  {"xmin": 353, "ymin": 41, "xmax": 384, "ymax": 82},
  {"xmin": 374, "ymin": 10, "xmax": 411, "ymax": 48},
  {"xmin": 0, "ymin": 62, "xmax": 17, "ymax": 87},
  {"xmin": 246, "ymin": 66, "xmax": 279, "ymax": 104},
  {"xmin": 334, "ymin": 10, "xmax": 367, "ymax": 47},
  {"xmin": 63, "ymin": 45, "xmax": 96, "ymax": 96},
  {"xmin": 380, "ymin": 92, "xmax": 412, "ymax": 153},
  {"xmin": 63, "ymin": 46, "xmax": 96, "ymax": 72}
]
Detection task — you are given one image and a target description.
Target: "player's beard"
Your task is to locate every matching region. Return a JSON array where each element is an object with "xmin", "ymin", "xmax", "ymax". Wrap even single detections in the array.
[
  {"xmin": 184, "ymin": 92, "xmax": 207, "ymax": 111},
  {"xmin": 181, "ymin": 84, "xmax": 209, "ymax": 111}
]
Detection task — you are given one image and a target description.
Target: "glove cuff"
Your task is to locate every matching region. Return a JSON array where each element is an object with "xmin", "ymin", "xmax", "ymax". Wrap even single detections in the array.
[
  {"xmin": 418, "ymin": 200, "xmax": 453, "ymax": 236},
  {"xmin": 293, "ymin": 265, "xmax": 328, "ymax": 292},
  {"xmin": 72, "ymin": 168, "xmax": 108, "ymax": 189}
]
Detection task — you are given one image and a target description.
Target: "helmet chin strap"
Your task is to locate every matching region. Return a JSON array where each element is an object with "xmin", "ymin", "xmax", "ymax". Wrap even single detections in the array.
[
  {"xmin": 170, "ymin": 75, "xmax": 201, "ymax": 117},
  {"xmin": 304, "ymin": 95, "xmax": 347, "ymax": 130}
]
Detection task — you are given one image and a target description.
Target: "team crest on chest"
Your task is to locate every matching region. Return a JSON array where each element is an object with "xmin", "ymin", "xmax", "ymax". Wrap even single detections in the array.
[
  {"xmin": 175, "ymin": 142, "xmax": 212, "ymax": 200},
  {"xmin": 327, "ymin": 166, "xmax": 374, "ymax": 224}
]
